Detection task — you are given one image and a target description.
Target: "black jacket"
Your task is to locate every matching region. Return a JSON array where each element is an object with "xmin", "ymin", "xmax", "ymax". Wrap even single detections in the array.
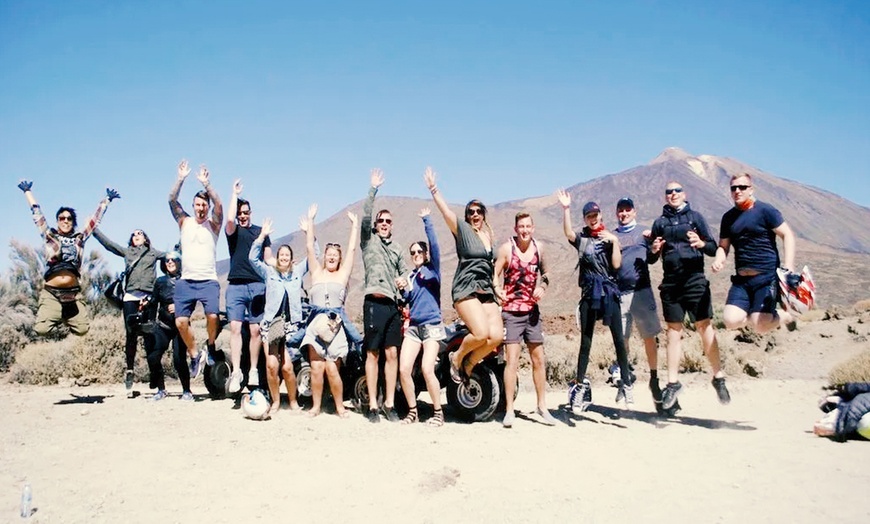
[{"xmin": 648, "ymin": 202, "xmax": 717, "ymax": 278}]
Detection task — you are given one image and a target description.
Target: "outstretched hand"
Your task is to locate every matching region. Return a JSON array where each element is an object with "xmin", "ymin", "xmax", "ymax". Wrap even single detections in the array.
[
  {"xmin": 17, "ymin": 180, "xmax": 33, "ymax": 193},
  {"xmin": 298, "ymin": 215, "xmax": 310, "ymax": 233},
  {"xmin": 233, "ymin": 179, "xmax": 243, "ymax": 196},
  {"xmin": 556, "ymin": 189, "xmax": 571, "ymax": 208},
  {"xmin": 347, "ymin": 211, "xmax": 358, "ymax": 224},
  {"xmin": 261, "ymin": 218, "xmax": 273, "ymax": 237},
  {"xmin": 177, "ymin": 159, "xmax": 191, "ymax": 179},
  {"xmin": 197, "ymin": 165, "xmax": 210, "ymax": 186},
  {"xmin": 308, "ymin": 203, "xmax": 318, "ymax": 220},
  {"xmin": 106, "ymin": 188, "xmax": 121, "ymax": 202},
  {"xmin": 423, "ymin": 166, "xmax": 437, "ymax": 190},
  {"xmin": 418, "ymin": 207, "xmax": 430, "ymax": 218},
  {"xmin": 370, "ymin": 168, "xmax": 384, "ymax": 189}
]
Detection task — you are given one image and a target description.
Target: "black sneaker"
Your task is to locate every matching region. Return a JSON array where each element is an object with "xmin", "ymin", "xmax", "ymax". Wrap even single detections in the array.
[
  {"xmin": 712, "ymin": 377, "xmax": 731, "ymax": 405},
  {"xmin": 366, "ymin": 408, "xmax": 380, "ymax": 424},
  {"xmin": 661, "ymin": 381, "xmax": 682, "ymax": 410},
  {"xmin": 383, "ymin": 406, "xmax": 400, "ymax": 423},
  {"xmin": 649, "ymin": 378, "xmax": 664, "ymax": 414}
]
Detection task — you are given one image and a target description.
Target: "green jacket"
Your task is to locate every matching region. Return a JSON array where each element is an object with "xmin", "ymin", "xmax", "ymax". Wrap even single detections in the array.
[{"xmin": 360, "ymin": 187, "xmax": 407, "ymax": 301}]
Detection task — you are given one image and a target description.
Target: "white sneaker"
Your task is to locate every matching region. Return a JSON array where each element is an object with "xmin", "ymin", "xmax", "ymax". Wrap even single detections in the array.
[
  {"xmin": 247, "ymin": 370, "xmax": 259, "ymax": 387},
  {"xmin": 228, "ymin": 369, "xmax": 242, "ymax": 394},
  {"xmin": 623, "ymin": 384, "xmax": 635, "ymax": 410}
]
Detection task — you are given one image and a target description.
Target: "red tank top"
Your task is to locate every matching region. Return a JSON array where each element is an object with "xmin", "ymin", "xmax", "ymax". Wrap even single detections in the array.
[{"xmin": 503, "ymin": 238, "xmax": 540, "ymax": 313}]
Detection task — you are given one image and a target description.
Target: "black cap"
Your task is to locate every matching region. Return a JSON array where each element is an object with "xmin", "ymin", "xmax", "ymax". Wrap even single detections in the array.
[
  {"xmin": 582, "ymin": 202, "xmax": 601, "ymax": 216},
  {"xmin": 616, "ymin": 197, "xmax": 635, "ymax": 209}
]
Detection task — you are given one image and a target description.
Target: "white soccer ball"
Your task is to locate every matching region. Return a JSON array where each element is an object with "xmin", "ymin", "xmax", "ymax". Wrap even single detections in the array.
[{"xmin": 242, "ymin": 389, "xmax": 270, "ymax": 420}]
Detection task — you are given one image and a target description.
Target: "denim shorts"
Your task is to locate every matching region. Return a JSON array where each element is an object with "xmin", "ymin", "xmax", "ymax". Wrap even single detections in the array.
[
  {"xmin": 225, "ymin": 281, "xmax": 266, "ymax": 323},
  {"xmin": 405, "ymin": 323, "xmax": 446, "ymax": 344},
  {"xmin": 726, "ymin": 272, "xmax": 778, "ymax": 315},
  {"xmin": 174, "ymin": 279, "xmax": 221, "ymax": 318}
]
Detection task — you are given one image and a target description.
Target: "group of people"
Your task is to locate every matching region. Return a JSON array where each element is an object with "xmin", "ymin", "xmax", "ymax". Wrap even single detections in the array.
[{"xmin": 19, "ymin": 163, "xmax": 800, "ymax": 426}]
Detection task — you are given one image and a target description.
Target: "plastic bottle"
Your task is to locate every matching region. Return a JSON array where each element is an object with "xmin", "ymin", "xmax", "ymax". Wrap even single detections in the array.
[{"xmin": 20, "ymin": 483, "xmax": 31, "ymax": 519}]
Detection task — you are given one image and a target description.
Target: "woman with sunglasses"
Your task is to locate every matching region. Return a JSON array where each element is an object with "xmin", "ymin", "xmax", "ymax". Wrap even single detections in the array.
[
  {"xmin": 18, "ymin": 180, "xmax": 120, "ymax": 337},
  {"xmin": 248, "ymin": 217, "xmax": 312, "ymax": 416},
  {"xmin": 396, "ymin": 207, "xmax": 445, "ymax": 426},
  {"xmin": 93, "ymin": 226, "xmax": 165, "ymax": 398},
  {"xmin": 298, "ymin": 204, "xmax": 362, "ymax": 418},
  {"xmin": 424, "ymin": 167, "xmax": 504, "ymax": 382}
]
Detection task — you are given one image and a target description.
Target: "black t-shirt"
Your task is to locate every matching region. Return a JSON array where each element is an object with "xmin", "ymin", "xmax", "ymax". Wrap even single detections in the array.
[
  {"xmin": 227, "ymin": 225, "xmax": 270, "ymax": 284},
  {"xmin": 719, "ymin": 200, "xmax": 783, "ymax": 273},
  {"xmin": 570, "ymin": 229, "xmax": 616, "ymax": 297}
]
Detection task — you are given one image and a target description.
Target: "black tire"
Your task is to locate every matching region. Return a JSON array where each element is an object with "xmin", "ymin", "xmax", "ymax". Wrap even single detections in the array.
[
  {"xmin": 446, "ymin": 365, "xmax": 500, "ymax": 422},
  {"xmin": 352, "ymin": 373, "xmax": 369, "ymax": 411},
  {"xmin": 204, "ymin": 356, "xmax": 230, "ymax": 400}
]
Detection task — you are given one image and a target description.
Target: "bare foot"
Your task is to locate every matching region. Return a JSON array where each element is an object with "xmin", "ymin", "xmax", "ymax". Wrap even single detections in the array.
[
  {"xmin": 269, "ymin": 402, "xmax": 281, "ymax": 415},
  {"xmin": 289, "ymin": 402, "xmax": 302, "ymax": 412},
  {"xmin": 337, "ymin": 410, "xmax": 350, "ymax": 419},
  {"xmin": 307, "ymin": 409, "xmax": 321, "ymax": 418}
]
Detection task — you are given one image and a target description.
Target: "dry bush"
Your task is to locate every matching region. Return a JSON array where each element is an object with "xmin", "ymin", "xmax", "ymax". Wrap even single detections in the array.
[
  {"xmin": 543, "ymin": 328, "xmax": 644, "ymax": 387},
  {"xmin": 828, "ymin": 351, "xmax": 870, "ymax": 387},
  {"xmin": 852, "ymin": 299, "xmax": 870, "ymax": 313},
  {"xmin": 10, "ymin": 338, "xmax": 73, "ymax": 385},
  {"xmin": 799, "ymin": 308, "xmax": 827, "ymax": 323}
]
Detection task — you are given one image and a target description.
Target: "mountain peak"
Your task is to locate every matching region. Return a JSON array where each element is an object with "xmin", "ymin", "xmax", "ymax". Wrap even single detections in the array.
[{"xmin": 649, "ymin": 147, "xmax": 693, "ymax": 164}]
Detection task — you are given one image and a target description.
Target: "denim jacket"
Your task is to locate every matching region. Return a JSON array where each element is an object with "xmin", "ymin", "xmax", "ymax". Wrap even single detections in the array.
[{"xmin": 248, "ymin": 238, "xmax": 310, "ymax": 324}]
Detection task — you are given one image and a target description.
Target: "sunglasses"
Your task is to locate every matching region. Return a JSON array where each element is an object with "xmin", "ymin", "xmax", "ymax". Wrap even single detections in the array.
[
  {"xmin": 410, "ymin": 248, "xmax": 425, "ymax": 255},
  {"xmin": 665, "ymin": 188, "xmax": 684, "ymax": 195},
  {"xmin": 376, "ymin": 217, "xmax": 392, "ymax": 224},
  {"xmin": 133, "ymin": 230, "xmax": 144, "ymax": 236},
  {"xmin": 325, "ymin": 242, "xmax": 342, "ymax": 250},
  {"xmin": 57, "ymin": 215, "xmax": 74, "ymax": 222},
  {"xmin": 466, "ymin": 208, "xmax": 484, "ymax": 216},
  {"xmin": 237, "ymin": 210, "xmax": 251, "ymax": 216},
  {"xmin": 730, "ymin": 185, "xmax": 751, "ymax": 192}
]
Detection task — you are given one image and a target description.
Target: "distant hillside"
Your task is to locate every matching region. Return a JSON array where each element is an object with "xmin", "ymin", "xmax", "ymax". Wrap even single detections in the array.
[{"xmin": 219, "ymin": 148, "xmax": 870, "ymax": 317}]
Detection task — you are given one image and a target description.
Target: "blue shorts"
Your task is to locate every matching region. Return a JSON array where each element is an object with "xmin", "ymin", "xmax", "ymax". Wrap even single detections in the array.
[
  {"xmin": 174, "ymin": 279, "xmax": 221, "ymax": 318},
  {"xmin": 225, "ymin": 282, "xmax": 266, "ymax": 323},
  {"xmin": 726, "ymin": 272, "xmax": 778, "ymax": 315}
]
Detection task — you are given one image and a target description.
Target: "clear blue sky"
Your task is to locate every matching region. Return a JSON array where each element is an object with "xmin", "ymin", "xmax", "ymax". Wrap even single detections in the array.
[{"xmin": 2, "ymin": 0, "xmax": 868, "ymax": 272}]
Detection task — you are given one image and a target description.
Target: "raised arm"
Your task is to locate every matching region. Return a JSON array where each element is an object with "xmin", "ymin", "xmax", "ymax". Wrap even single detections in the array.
[
  {"xmin": 421, "ymin": 209, "xmax": 441, "ymax": 276},
  {"xmin": 556, "ymin": 189, "xmax": 577, "ymax": 243},
  {"xmin": 300, "ymin": 204, "xmax": 320, "ymax": 278},
  {"xmin": 168, "ymin": 159, "xmax": 191, "ymax": 226},
  {"xmin": 80, "ymin": 188, "xmax": 118, "ymax": 241},
  {"xmin": 248, "ymin": 218, "xmax": 272, "ymax": 280},
  {"xmin": 93, "ymin": 228, "xmax": 127, "ymax": 258},
  {"xmin": 424, "ymin": 166, "xmax": 458, "ymax": 235},
  {"xmin": 340, "ymin": 211, "xmax": 360, "ymax": 282},
  {"xmin": 361, "ymin": 168, "xmax": 383, "ymax": 248},
  {"xmin": 225, "ymin": 178, "xmax": 242, "ymax": 236},
  {"xmin": 198, "ymin": 165, "xmax": 223, "ymax": 235},
  {"xmin": 18, "ymin": 180, "xmax": 49, "ymax": 237}
]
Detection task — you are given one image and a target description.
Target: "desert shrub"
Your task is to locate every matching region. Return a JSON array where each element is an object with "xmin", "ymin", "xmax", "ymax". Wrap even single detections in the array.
[
  {"xmin": 852, "ymin": 299, "xmax": 870, "ymax": 313},
  {"xmin": 11, "ymin": 338, "xmax": 74, "ymax": 385},
  {"xmin": 543, "ymin": 328, "xmax": 643, "ymax": 387},
  {"xmin": 828, "ymin": 351, "xmax": 870, "ymax": 387}
]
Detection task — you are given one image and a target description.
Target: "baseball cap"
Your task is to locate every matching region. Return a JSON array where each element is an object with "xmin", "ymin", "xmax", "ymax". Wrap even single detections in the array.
[
  {"xmin": 582, "ymin": 202, "xmax": 601, "ymax": 216},
  {"xmin": 616, "ymin": 197, "xmax": 635, "ymax": 209}
]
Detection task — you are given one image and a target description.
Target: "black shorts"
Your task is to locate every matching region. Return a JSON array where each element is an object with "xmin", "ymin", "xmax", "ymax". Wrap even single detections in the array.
[
  {"xmin": 659, "ymin": 273, "xmax": 713, "ymax": 324},
  {"xmin": 363, "ymin": 295, "xmax": 403, "ymax": 352}
]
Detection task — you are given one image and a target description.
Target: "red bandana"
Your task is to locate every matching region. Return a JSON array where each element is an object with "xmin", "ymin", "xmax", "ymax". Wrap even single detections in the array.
[
  {"xmin": 589, "ymin": 222, "xmax": 606, "ymax": 237},
  {"xmin": 736, "ymin": 197, "xmax": 755, "ymax": 211}
]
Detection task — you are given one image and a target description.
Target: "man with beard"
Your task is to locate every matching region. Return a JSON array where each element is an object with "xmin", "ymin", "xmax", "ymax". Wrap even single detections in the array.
[{"xmin": 168, "ymin": 159, "xmax": 223, "ymax": 380}]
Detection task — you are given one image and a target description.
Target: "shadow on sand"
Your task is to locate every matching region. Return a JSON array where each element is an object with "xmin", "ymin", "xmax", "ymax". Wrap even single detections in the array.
[
  {"xmin": 54, "ymin": 394, "xmax": 114, "ymax": 405},
  {"xmin": 551, "ymin": 402, "xmax": 757, "ymax": 431}
]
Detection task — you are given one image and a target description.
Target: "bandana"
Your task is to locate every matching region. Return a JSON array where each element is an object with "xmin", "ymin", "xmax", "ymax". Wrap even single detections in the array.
[
  {"xmin": 589, "ymin": 222, "xmax": 606, "ymax": 238},
  {"xmin": 735, "ymin": 196, "xmax": 755, "ymax": 211},
  {"xmin": 616, "ymin": 220, "xmax": 637, "ymax": 233}
]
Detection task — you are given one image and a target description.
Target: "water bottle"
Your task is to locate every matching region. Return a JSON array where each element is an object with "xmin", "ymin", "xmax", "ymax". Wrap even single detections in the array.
[{"xmin": 20, "ymin": 483, "xmax": 31, "ymax": 519}]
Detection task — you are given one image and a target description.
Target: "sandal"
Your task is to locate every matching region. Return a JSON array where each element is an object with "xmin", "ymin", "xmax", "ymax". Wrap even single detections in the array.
[
  {"xmin": 401, "ymin": 406, "xmax": 418, "ymax": 424},
  {"xmin": 427, "ymin": 408, "xmax": 444, "ymax": 427},
  {"xmin": 448, "ymin": 352, "xmax": 462, "ymax": 384}
]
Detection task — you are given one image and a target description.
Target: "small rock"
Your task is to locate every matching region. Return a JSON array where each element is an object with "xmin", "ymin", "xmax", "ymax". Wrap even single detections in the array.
[
  {"xmin": 80, "ymin": 408, "xmax": 89, "ymax": 416},
  {"xmin": 743, "ymin": 360, "xmax": 763, "ymax": 377},
  {"xmin": 820, "ymin": 333, "xmax": 832, "ymax": 338}
]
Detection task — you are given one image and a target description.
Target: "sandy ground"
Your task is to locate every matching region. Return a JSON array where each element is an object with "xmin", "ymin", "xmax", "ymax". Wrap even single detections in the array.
[{"xmin": 2, "ymin": 315, "xmax": 870, "ymax": 523}]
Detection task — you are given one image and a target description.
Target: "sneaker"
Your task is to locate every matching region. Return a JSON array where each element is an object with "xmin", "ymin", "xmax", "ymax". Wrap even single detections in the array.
[
  {"xmin": 247, "ymin": 370, "xmax": 259, "ymax": 388},
  {"xmin": 125, "ymin": 370, "xmax": 134, "ymax": 398},
  {"xmin": 228, "ymin": 369, "xmax": 242, "ymax": 394},
  {"xmin": 503, "ymin": 410, "xmax": 516, "ymax": 428},
  {"xmin": 649, "ymin": 378, "xmax": 664, "ymax": 413},
  {"xmin": 813, "ymin": 409, "xmax": 839, "ymax": 437},
  {"xmin": 661, "ymin": 381, "xmax": 683, "ymax": 410},
  {"xmin": 818, "ymin": 395, "xmax": 842, "ymax": 413},
  {"xmin": 189, "ymin": 350, "xmax": 205, "ymax": 379},
  {"xmin": 568, "ymin": 379, "xmax": 592, "ymax": 413},
  {"xmin": 712, "ymin": 376, "xmax": 731, "ymax": 405},
  {"xmin": 536, "ymin": 407, "xmax": 558, "ymax": 426},
  {"xmin": 206, "ymin": 343, "xmax": 217, "ymax": 366},
  {"xmin": 383, "ymin": 406, "xmax": 399, "ymax": 423},
  {"xmin": 615, "ymin": 381, "xmax": 625, "ymax": 403},
  {"xmin": 366, "ymin": 408, "xmax": 380, "ymax": 424},
  {"xmin": 150, "ymin": 390, "xmax": 167, "ymax": 402},
  {"xmin": 622, "ymin": 384, "xmax": 635, "ymax": 409},
  {"xmin": 180, "ymin": 391, "xmax": 194, "ymax": 402}
]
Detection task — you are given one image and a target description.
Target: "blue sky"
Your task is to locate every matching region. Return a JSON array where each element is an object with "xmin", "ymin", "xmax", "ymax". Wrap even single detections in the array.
[{"xmin": 2, "ymin": 0, "xmax": 868, "ymax": 272}]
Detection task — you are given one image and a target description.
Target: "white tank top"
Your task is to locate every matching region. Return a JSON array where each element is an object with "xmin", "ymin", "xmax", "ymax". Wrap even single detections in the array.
[{"xmin": 180, "ymin": 218, "xmax": 218, "ymax": 281}]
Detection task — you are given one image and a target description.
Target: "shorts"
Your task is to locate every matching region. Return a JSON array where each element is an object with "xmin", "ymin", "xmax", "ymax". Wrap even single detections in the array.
[
  {"xmin": 174, "ymin": 279, "xmax": 221, "ymax": 318},
  {"xmin": 502, "ymin": 306, "xmax": 544, "ymax": 345},
  {"xmin": 659, "ymin": 273, "xmax": 712, "ymax": 324},
  {"xmin": 726, "ymin": 272, "xmax": 778, "ymax": 315},
  {"xmin": 363, "ymin": 295, "xmax": 403, "ymax": 352},
  {"xmin": 620, "ymin": 287, "xmax": 662, "ymax": 339},
  {"xmin": 225, "ymin": 281, "xmax": 266, "ymax": 323},
  {"xmin": 405, "ymin": 323, "xmax": 446, "ymax": 344}
]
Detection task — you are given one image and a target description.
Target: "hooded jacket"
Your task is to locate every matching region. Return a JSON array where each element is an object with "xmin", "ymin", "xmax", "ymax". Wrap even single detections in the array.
[{"xmin": 648, "ymin": 202, "xmax": 717, "ymax": 278}]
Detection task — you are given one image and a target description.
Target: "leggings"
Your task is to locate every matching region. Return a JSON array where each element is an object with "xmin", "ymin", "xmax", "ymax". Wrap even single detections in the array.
[
  {"xmin": 146, "ymin": 326, "xmax": 190, "ymax": 393},
  {"xmin": 576, "ymin": 298, "xmax": 631, "ymax": 386},
  {"xmin": 123, "ymin": 300, "xmax": 143, "ymax": 370}
]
